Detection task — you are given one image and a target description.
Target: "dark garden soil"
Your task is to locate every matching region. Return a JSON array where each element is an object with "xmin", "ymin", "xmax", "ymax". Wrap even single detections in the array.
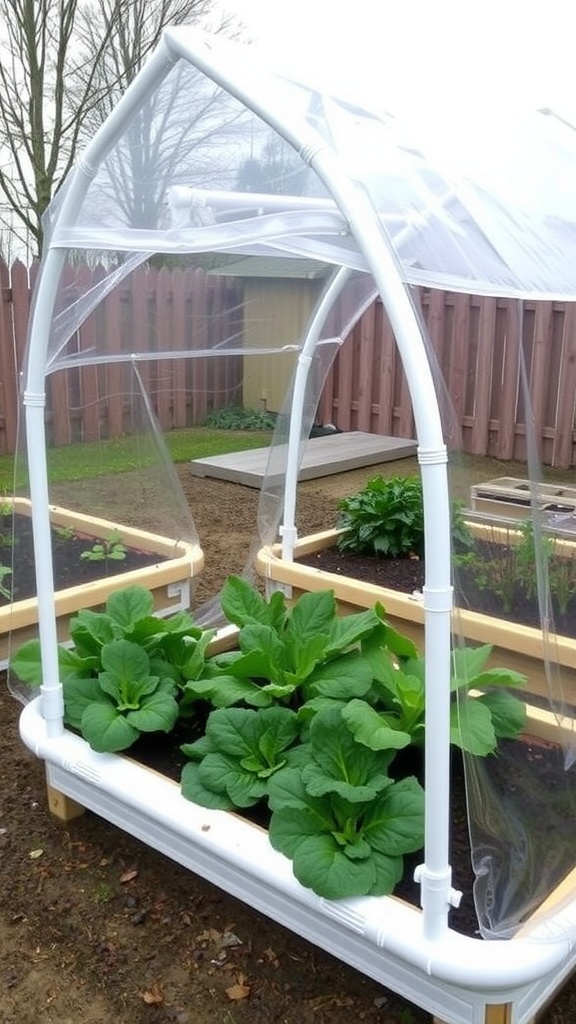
[
  {"xmin": 298, "ymin": 546, "xmax": 576, "ymax": 637},
  {"xmin": 0, "ymin": 513, "xmax": 165, "ymax": 607},
  {"xmin": 1, "ymin": 466, "xmax": 576, "ymax": 1023}
]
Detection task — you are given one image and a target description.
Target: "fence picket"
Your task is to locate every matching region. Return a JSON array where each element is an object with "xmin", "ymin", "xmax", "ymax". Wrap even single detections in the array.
[{"xmin": 552, "ymin": 304, "xmax": 576, "ymax": 468}]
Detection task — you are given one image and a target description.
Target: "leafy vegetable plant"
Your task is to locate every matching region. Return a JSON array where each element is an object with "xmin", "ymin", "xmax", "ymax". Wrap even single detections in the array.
[
  {"xmin": 180, "ymin": 575, "xmax": 396, "ymax": 711},
  {"xmin": 181, "ymin": 705, "xmax": 304, "ymax": 809},
  {"xmin": 81, "ymin": 529, "xmax": 127, "ymax": 563},
  {"xmin": 337, "ymin": 474, "xmax": 472, "ymax": 559},
  {"xmin": 267, "ymin": 707, "xmax": 425, "ymax": 899},
  {"xmin": 61, "ymin": 637, "xmax": 180, "ymax": 752},
  {"xmin": 342, "ymin": 642, "xmax": 527, "ymax": 757},
  {"xmin": 10, "ymin": 585, "xmax": 215, "ymax": 751}
]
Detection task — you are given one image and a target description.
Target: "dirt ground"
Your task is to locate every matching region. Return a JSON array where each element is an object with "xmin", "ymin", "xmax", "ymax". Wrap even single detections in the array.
[{"xmin": 1, "ymin": 457, "xmax": 576, "ymax": 1023}]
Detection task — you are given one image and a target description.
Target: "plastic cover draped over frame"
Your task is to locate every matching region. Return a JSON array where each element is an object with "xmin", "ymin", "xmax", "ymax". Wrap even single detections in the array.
[
  {"xmin": 21, "ymin": 27, "xmax": 576, "ymax": 946},
  {"xmin": 412, "ymin": 289, "xmax": 576, "ymax": 940},
  {"xmin": 42, "ymin": 40, "xmax": 576, "ymax": 377}
]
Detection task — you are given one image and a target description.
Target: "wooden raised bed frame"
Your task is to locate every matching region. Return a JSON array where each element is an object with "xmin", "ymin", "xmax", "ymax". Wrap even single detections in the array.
[
  {"xmin": 256, "ymin": 524, "xmax": 576, "ymax": 707},
  {"xmin": 1, "ymin": 497, "xmax": 203, "ymax": 668},
  {"xmin": 32, "ymin": 662, "xmax": 575, "ymax": 1024}
]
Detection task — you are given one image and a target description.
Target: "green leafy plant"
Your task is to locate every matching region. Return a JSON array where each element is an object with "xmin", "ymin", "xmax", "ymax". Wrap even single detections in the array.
[
  {"xmin": 10, "ymin": 585, "xmax": 215, "ymax": 749},
  {"xmin": 181, "ymin": 575, "xmax": 393, "ymax": 711},
  {"xmin": 181, "ymin": 705, "xmax": 305, "ymax": 809},
  {"xmin": 517, "ymin": 519, "xmax": 576, "ymax": 614},
  {"xmin": 455, "ymin": 539, "xmax": 521, "ymax": 614},
  {"xmin": 337, "ymin": 475, "xmax": 472, "ymax": 559},
  {"xmin": 456, "ymin": 518, "xmax": 576, "ymax": 618},
  {"xmin": 53, "ymin": 523, "xmax": 76, "ymax": 541},
  {"xmin": 342, "ymin": 643, "xmax": 527, "ymax": 757},
  {"xmin": 548, "ymin": 548, "xmax": 576, "ymax": 614},
  {"xmin": 203, "ymin": 405, "xmax": 277, "ymax": 431},
  {"xmin": 267, "ymin": 707, "xmax": 425, "ymax": 899},
  {"xmin": 10, "ymin": 575, "xmax": 529, "ymax": 901},
  {"xmin": 60, "ymin": 637, "xmax": 180, "ymax": 752},
  {"xmin": 80, "ymin": 529, "xmax": 127, "ymax": 563}
]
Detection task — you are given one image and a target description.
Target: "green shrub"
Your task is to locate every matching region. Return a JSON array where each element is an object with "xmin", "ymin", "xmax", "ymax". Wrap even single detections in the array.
[
  {"xmin": 337, "ymin": 475, "xmax": 472, "ymax": 559},
  {"xmin": 203, "ymin": 405, "xmax": 277, "ymax": 431}
]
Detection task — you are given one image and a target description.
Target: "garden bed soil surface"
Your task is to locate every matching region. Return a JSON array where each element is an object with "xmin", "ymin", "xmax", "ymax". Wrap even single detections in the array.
[
  {"xmin": 297, "ymin": 546, "xmax": 576, "ymax": 636},
  {"xmin": 1, "ymin": 513, "xmax": 163, "ymax": 606},
  {"xmin": 2, "ymin": 465, "xmax": 576, "ymax": 1023}
]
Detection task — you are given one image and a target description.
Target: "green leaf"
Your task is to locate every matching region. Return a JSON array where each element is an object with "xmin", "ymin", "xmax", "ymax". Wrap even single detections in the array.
[
  {"xmin": 199, "ymin": 752, "xmax": 268, "ymax": 807},
  {"xmin": 237, "ymin": 623, "xmax": 285, "ymax": 678},
  {"xmin": 342, "ymin": 700, "xmax": 412, "ymax": 751},
  {"xmin": 97, "ymin": 640, "xmax": 158, "ymax": 709},
  {"xmin": 69, "ymin": 609, "xmax": 115, "ymax": 656},
  {"xmin": 206, "ymin": 706, "xmax": 298, "ymax": 760},
  {"xmin": 180, "ymin": 735, "xmax": 214, "ymax": 760},
  {"xmin": 303, "ymin": 651, "xmax": 373, "ymax": 700},
  {"xmin": 477, "ymin": 690, "xmax": 526, "ymax": 739},
  {"xmin": 80, "ymin": 702, "xmax": 140, "ymax": 752},
  {"xmin": 471, "ymin": 667, "xmax": 528, "ymax": 690},
  {"xmin": 283, "ymin": 631, "xmax": 329, "ymax": 682},
  {"xmin": 267, "ymin": 766, "xmax": 332, "ymax": 817},
  {"xmin": 272, "ymin": 824, "xmax": 378, "ymax": 899},
  {"xmin": 298, "ymin": 696, "xmax": 348, "ymax": 722},
  {"xmin": 361, "ymin": 634, "xmax": 404, "ymax": 691},
  {"xmin": 284, "ymin": 589, "xmax": 335, "ymax": 648},
  {"xmin": 100, "ymin": 639, "xmax": 151, "ymax": 686},
  {"xmin": 451, "ymin": 696, "xmax": 497, "ymax": 755},
  {"xmin": 105, "ymin": 585, "xmax": 155, "ymax": 628},
  {"xmin": 220, "ymin": 575, "xmax": 286, "ymax": 630},
  {"xmin": 182, "ymin": 673, "xmax": 272, "ymax": 708},
  {"xmin": 362, "ymin": 777, "xmax": 425, "ymax": 855},
  {"xmin": 10, "ymin": 639, "xmax": 44, "ymax": 686},
  {"xmin": 366, "ymin": 850, "xmax": 405, "ymax": 895},
  {"xmin": 180, "ymin": 629, "xmax": 217, "ymax": 679},
  {"xmin": 62, "ymin": 675, "xmax": 110, "ymax": 729},
  {"xmin": 181, "ymin": 762, "xmax": 235, "ymax": 809},
  {"xmin": 373, "ymin": 608, "xmax": 419, "ymax": 660},
  {"xmin": 126, "ymin": 691, "xmax": 179, "ymax": 733},
  {"xmin": 302, "ymin": 707, "xmax": 394, "ymax": 801},
  {"xmin": 450, "ymin": 645, "xmax": 493, "ymax": 691},
  {"xmin": 324, "ymin": 606, "xmax": 382, "ymax": 656}
]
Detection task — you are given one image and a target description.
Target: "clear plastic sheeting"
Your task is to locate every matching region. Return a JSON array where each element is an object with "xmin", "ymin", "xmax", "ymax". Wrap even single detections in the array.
[
  {"xmin": 14, "ymin": 24, "xmax": 576, "ymax": 969},
  {"xmin": 7, "ymin": 368, "xmax": 203, "ymax": 701}
]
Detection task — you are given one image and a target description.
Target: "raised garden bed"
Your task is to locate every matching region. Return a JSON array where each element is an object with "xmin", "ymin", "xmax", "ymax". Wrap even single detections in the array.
[
  {"xmin": 19, "ymin": 679, "xmax": 576, "ymax": 1024},
  {"xmin": 0, "ymin": 497, "xmax": 203, "ymax": 668},
  {"xmin": 256, "ymin": 523, "xmax": 576, "ymax": 707}
]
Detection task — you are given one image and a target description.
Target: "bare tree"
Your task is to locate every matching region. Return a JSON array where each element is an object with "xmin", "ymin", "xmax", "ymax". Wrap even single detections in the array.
[
  {"xmin": 70, "ymin": 0, "xmax": 239, "ymax": 231},
  {"xmin": 0, "ymin": 0, "xmax": 234, "ymax": 257},
  {"xmin": 0, "ymin": 0, "xmax": 123, "ymax": 255}
]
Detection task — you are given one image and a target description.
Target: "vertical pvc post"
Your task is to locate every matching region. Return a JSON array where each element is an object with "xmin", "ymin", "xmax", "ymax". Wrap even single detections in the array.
[
  {"xmin": 23, "ymin": 41, "xmax": 177, "ymax": 734},
  {"xmin": 280, "ymin": 267, "xmax": 352, "ymax": 562},
  {"xmin": 301, "ymin": 145, "xmax": 459, "ymax": 939}
]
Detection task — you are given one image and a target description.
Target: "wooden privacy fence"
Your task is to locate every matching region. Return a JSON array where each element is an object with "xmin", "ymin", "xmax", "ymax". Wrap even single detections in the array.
[
  {"xmin": 1, "ymin": 260, "xmax": 576, "ymax": 467},
  {"xmin": 320, "ymin": 290, "xmax": 576, "ymax": 469},
  {"xmin": 0, "ymin": 259, "xmax": 244, "ymax": 455}
]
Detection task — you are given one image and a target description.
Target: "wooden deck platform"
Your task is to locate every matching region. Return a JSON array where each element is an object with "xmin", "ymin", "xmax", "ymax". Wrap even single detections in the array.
[{"xmin": 189, "ymin": 431, "xmax": 417, "ymax": 488}]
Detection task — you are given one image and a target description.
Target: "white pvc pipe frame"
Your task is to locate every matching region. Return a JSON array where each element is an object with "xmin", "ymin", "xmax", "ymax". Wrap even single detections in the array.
[{"xmin": 19, "ymin": 27, "xmax": 576, "ymax": 1006}]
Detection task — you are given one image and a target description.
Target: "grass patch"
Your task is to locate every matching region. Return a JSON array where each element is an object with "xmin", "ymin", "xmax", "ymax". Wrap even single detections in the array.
[{"xmin": 0, "ymin": 427, "xmax": 273, "ymax": 491}]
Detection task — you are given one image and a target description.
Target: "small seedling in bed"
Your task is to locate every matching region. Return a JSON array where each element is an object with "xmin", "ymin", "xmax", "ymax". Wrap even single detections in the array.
[
  {"xmin": 54, "ymin": 524, "xmax": 76, "ymax": 541},
  {"xmin": 80, "ymin": 529, "xmax": 127, "ymax": 563}
]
